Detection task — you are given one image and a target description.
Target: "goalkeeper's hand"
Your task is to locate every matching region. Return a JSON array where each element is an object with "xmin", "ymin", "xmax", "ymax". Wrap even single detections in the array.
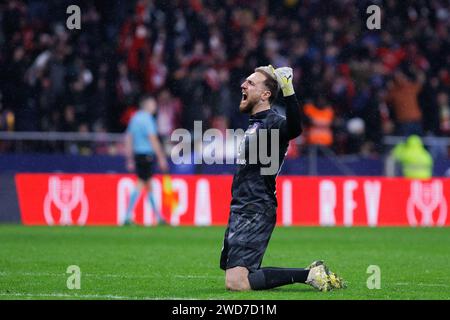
[{"xmin": 269, "ymin": 65, "xmax": 295, "ymax": 97}]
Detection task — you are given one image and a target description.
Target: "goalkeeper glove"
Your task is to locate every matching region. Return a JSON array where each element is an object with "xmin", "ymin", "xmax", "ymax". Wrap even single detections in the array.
[{"xmin": 269, "ymin": 65, "xmax": 295, "ymax": 97}]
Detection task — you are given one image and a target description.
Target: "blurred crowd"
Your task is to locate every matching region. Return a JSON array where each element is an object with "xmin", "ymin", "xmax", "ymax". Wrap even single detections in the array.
[{"xmin": 0, "ymin": 0, "xmax": 449, "ymax": 157}]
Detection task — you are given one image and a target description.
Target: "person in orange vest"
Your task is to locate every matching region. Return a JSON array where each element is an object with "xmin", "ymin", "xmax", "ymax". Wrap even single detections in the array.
[{"xmin": 303, "ymin": 98, "xmax": 334, "ymax": 147}]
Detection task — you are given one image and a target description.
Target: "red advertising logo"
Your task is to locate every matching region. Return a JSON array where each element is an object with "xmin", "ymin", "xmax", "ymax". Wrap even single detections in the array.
[
  {"xmin": 43, "ymin": 176, "xmax": 89, "ymax": 225},
  {"xmin": 406, "ymin": 180, "xmax": 447, "ymax": 226}
]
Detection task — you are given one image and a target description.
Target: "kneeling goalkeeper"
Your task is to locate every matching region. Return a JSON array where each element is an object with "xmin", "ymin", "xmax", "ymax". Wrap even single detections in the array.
[{"xmin": 220, "ymin": 65, "xmax": 345, "ymax": 291}]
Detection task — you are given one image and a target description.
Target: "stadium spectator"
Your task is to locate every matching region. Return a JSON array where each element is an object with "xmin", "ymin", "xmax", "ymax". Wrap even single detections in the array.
[
  {"xmin": 303, "ymin": 99, "xmax": 334, "ymax": 148},
  {"xmin": 156, "ymin": 89, "xmax": 182, "ymax": 147},
  {"xmin": 392, "ymin": 135, "xmax": 433, "ymax": 179},
  {"xmin": 385, "ymin": 70, "xmax": 425, "ymax": 137},
  {"xmin": 437, "ymin": 92, "xmax": 450, "ymax": 136}
]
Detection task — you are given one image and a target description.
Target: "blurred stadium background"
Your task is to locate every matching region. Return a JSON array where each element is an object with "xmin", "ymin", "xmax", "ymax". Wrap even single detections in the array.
[
  {"xmin": 0, "ymin": 0, "xmax": 449, "ymax": 217},
  {"xmin": 0, "ymin": 0, "xmax": 450, "ymax": 300},
  {"xmin": 1, "ymin": 0, "xmax": 450, "ymax": 223},
  {"xmin": 1, "ymin": 0, "xmax": 449, "ymax": 162}
]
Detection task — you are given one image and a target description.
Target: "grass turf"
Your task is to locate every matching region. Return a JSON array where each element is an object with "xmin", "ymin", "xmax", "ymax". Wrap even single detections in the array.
[{"xmin": 0, "ymin": 225, "xmax": 449, "ymax": 300}]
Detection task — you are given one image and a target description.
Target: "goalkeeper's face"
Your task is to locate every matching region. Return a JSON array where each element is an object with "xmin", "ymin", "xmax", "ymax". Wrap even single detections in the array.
[{"xmin": 239, "ymin": 72, "xmax": 271, "ymax": 113}]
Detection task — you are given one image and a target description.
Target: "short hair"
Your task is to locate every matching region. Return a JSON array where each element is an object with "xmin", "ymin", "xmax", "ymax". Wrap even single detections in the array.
[
  {"xmin": 254, "ymin": 67, "xmax": 279, "ymax": 105},
  {"xmin": 139, "ymin": 94, "xmax": 155, "ymax": 108}
]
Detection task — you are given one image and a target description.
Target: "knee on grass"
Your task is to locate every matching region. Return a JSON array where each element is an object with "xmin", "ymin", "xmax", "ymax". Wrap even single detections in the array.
[{"xmin": 225, "ymin": 267, "xmax": 251, "ymax": 291}]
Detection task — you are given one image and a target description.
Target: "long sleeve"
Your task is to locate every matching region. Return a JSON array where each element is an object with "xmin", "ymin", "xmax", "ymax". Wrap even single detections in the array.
[{"xmin": 281, "ymin": 94, "xmax": 303, "ymax": 140}]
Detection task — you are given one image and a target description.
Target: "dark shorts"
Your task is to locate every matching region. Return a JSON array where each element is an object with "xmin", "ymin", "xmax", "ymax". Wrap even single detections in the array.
[
  {"xmin": 220, "ymin": 209, "xmax": 276, "ymax": 273},
  {"xmin": 134, "ymin": 154, "xmax": 155, "ymax": 181}
]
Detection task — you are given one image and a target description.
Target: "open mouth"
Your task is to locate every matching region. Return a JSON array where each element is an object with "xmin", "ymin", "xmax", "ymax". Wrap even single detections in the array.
[{"xmin": 242, "ymin": 92, "xmax": 248, "ymax": 101}]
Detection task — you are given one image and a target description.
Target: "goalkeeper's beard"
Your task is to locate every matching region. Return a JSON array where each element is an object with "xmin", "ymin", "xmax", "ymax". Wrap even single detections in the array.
[{"xmin": 239, "ymin": 95, "xmax": 258, "ymax": 114}]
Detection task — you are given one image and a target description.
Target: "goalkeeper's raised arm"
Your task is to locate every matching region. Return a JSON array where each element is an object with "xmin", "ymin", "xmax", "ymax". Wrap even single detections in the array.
[{"xmin": 270, "ymin": 66, "xmax": 303, "ymax": 140}]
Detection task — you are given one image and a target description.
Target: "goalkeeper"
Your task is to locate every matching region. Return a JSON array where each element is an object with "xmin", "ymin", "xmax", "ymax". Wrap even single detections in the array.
[{"xmin": 220, "ymin": 65, "xmax": 345, "ymax": 291}]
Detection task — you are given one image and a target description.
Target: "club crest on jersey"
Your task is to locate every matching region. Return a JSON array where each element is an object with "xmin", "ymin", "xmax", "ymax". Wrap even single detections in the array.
[{"xmin": 246, "ymin": 123, "xmax": 259, "ymax": 135}]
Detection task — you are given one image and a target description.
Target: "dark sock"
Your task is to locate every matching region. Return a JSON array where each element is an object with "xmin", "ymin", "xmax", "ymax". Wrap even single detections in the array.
[{"xmin": 248, "ymin": 267, "xmax": 310, "ymax": 290}]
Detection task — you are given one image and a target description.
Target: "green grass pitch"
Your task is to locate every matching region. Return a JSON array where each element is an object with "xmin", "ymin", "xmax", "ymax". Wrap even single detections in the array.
[{"xmin": 0, "ymin": 225, "xmax": 449, "ymax": 300}]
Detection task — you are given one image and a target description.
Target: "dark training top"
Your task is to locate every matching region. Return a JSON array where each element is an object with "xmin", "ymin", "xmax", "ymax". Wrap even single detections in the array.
[{"xmin": 230, "ymin": 95, "xmax": 303, "ymax": 214}]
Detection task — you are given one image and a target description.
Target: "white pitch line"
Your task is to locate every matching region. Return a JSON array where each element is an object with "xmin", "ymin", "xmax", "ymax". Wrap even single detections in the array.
[
  {"xmin": 0, "ymin": 293, "xmax": 141, "ymax": 299},
  {"xmin": 418, "ymin": 284, "xmax": 450, "ymax": 288},
  {"xmin": 395, "ymin": 282, "xmax": 450, "ymax": 288},
  {"xmin": 0, "ymin": 272, "xmax": 160, "ymax": 279},
  {"xmin": 0, "ymin": 293, "xmax": 198, "ymax": 300},
  {"xmin": 174, "ymin": 275, "xmax": 222, "ymax": 279},
  {"xmin": 1, "ymin": 271, "xmax": 222, "ymax": 280}
]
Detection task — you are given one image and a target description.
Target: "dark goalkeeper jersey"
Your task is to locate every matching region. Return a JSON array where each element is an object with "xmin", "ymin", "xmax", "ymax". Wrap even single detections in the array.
[{"xmin": 230, "ymin": 95, "xmax": 303, "ymax": 214}]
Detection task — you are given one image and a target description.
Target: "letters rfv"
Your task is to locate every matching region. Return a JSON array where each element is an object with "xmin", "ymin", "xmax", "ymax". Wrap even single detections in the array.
[{"xmin": 319, "ymin": 180, "xmax": 382, "ymax": 227}]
